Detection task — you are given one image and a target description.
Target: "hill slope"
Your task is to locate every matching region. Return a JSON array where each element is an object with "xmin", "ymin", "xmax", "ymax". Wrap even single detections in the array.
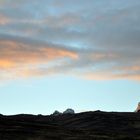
[{"xmin": 0, "ymin": 111, "xmax": 140, "ymax": 140}]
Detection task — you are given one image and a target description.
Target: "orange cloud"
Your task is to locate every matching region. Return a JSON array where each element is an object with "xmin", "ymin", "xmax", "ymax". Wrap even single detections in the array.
[
  {"xmin": 0, "ymin": 39, "xmax": 139, "ymax": 81},
  {"xmin": 0, "ymin": 39, "xmax": 78, "ymax": 79},
  {"xmin": 81, "ymin": 70, "xmax": 140, "ymax": 81},
  {"xmin": 0, "ymin": 60, "xmax": 15, "ymax": 68},
  {"xmin": 0, "ymin": 40, "xmax": 78, "ymax": 62},
  {"xmin": 81, "ymin": 72, "xmax": 115, "ymax": 81},
  {"xmin": 0, "ymin": 14, "xmax": 10, "ymax": 25}
]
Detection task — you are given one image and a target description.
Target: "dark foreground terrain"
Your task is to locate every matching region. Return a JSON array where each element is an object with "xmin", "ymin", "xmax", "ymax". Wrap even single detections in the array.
[{"xmin": 0, "ymin": 111, "xmax": 140, "ymax": 140}]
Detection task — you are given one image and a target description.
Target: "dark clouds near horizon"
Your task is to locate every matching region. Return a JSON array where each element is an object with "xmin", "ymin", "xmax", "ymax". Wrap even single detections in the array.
[{"xmin": 0, "ymin": 0, "xmax": 140, "ymax": 80}]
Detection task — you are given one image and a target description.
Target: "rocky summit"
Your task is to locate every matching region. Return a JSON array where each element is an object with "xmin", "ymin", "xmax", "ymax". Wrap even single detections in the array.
[{"xmin": 0, "ymin": 111, "xmax": 140, "ymax": 140}]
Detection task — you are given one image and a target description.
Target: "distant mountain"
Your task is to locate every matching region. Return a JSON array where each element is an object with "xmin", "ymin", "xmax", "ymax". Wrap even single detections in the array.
[{"xmin": 0, "ymin": 111, "xmax": 140, "ymax": 140}]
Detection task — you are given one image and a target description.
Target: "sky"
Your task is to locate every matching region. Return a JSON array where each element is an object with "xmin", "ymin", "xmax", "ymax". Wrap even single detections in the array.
[{"xmin": 0, "ymin": 0, "xmax": 140, "ymax": 115}]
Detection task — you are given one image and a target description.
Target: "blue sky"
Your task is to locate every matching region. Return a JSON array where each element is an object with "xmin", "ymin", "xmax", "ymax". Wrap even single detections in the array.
[
  {"xmin": 0, "ymin": 0, "xmax": 140, "ymax": 114},
  {"xmin": 0, "ymin": 77, "xmax": 140, "ymax": 115}
]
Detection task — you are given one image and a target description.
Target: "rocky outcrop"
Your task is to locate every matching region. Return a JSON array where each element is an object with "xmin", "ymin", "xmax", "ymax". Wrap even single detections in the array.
[
  {"xmin": 52, "ymin": 110, "xmax": 62, "ymax": 116},
  {"xmin": 63, "ymin": 108, "xmax": 75, "ymax": 114},
  {"xmin": 135, "ymin": 102, "xmax": 140, "ymax": 112},
  {"xmin": 52, "ymin": 108, "xmax": 75, "ymax": 116}
]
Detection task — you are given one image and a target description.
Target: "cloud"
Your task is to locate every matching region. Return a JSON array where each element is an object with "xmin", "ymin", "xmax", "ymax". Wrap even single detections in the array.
[
  {"xmin": 0, "ymin": 14, "xmax": 10, "ymax": 25},
  {"xmin": 0, "ymin": 35, "xmax": 78, "ymax": 79},
  {"xmin": 0, "ymin": 0, "xmax": 140, "ymax": 81}
]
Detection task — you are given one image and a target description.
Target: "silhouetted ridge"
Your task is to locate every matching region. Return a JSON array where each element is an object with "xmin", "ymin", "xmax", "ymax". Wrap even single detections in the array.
[{"xmin": 0, "ymin": 111, "xmax": 140, "ymax": 140}]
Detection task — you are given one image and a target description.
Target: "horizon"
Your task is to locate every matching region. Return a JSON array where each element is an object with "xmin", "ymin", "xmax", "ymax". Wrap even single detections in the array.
[{"xmin": 0, "ymin": 0, "xmax": 140, "ymax": 115}]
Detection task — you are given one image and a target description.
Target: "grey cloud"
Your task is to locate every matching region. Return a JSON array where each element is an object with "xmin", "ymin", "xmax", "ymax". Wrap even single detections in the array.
[{"xmin": 0, "ymin": 0, "xmax": 140, "ymax": 80}]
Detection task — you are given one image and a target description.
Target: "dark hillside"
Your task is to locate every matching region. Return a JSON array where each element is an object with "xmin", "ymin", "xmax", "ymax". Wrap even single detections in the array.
[{"xmin": 0, "ymin": 111, "xmax": 140, "ymax": 140}]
